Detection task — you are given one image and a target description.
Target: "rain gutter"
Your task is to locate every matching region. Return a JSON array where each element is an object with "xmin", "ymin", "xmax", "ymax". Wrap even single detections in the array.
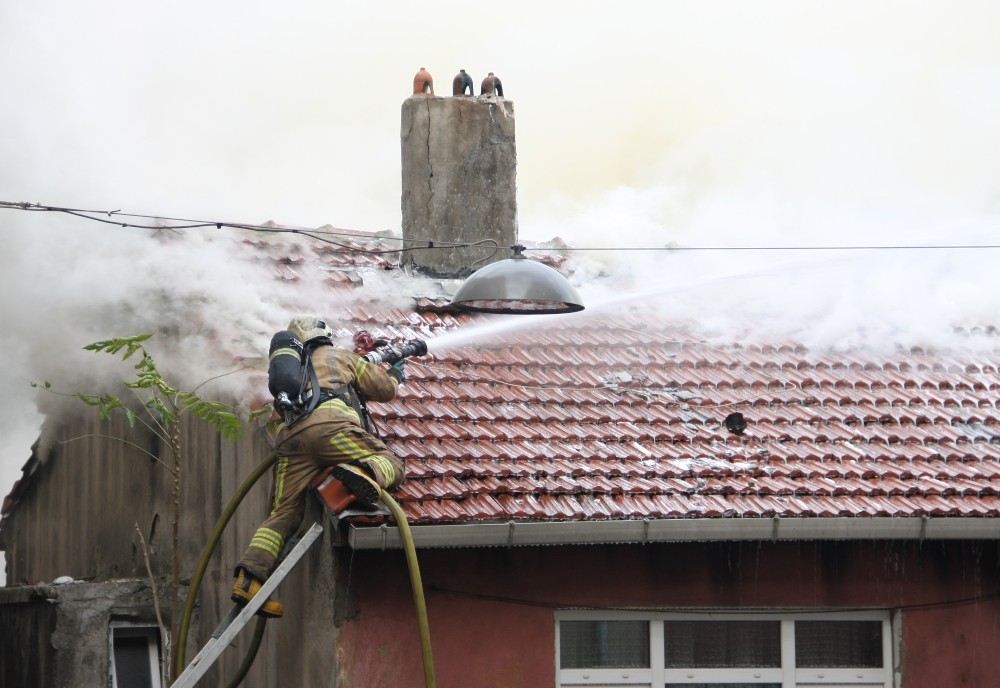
[{"xmin": 347, "ymin": 517, "xmax": 1000, "ymax": 550}]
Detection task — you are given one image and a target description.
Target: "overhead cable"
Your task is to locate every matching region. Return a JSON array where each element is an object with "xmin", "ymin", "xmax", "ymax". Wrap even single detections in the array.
[
  {"xmin": 4, "ymin": 200, "xmax": 1000, "ymax": 254},
  {"xmin": 429, "ymin": 585, "xmax": 1000, "ymax": 614},
  {"xmin": 527, "ymin": 244, "xmax": 1000, "ymax": 252},
  {"xmin": 0, "ymin": 201, "xmax": 497, "ymax": 257}
]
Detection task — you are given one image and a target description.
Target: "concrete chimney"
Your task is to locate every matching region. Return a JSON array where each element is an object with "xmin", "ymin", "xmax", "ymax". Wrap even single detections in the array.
[{"xmin": 401, "ymin": 95, "xmax": 517, "ymax": 277}]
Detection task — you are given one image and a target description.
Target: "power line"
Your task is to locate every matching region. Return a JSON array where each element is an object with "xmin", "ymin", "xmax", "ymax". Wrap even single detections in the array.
[
  {"xmin": 0, "ymin": 201, "xmax": 499, "ymax": 257},
  {"xmin": 0, "ymin": 201, "xmax": 396, "ymax": 239},
  {"xmin": 4, "ymin": 199, "xmax": 1000, "ymax": 254},
  {"xmin": 527, "ymin": 244, "xmax": 1000, "ymax": 252},
  {"xmin": 428, "ymin": 585, "xmax": 1000, "ymax": 614}
]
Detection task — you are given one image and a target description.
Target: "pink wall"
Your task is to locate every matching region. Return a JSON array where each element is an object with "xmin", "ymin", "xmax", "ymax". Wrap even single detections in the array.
[
  {"xmin": 335, "ymin": 541, "xmax": 1000, "ymax": 687},
  {"xmin": 901, "ymin": 602, "xmax": 1000, "ymax": 687}
]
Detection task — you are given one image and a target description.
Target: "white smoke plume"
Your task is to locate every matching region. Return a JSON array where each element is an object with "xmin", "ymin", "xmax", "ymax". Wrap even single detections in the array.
[
  {"xmin": 2, "ymin": 1, "xmax": 1000, "ymax": 583},
  {"xmin": 522, "ymin": 4, "xmax": 1000, "ymax": 349}
]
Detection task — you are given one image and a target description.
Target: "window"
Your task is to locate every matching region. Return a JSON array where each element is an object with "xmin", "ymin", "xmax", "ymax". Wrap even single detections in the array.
[
  {"xmin": 557, "ymin": 611, "xmax": 892, "ymax": 688},
  {"xmin": 561, "ymin": 620, "xmax": 651, "ymax": 668},
  {"xmin": 110, "ymin": 624, "xmax": 163, "ymax": 688},
  {"xmin": 795, "ymin": 621, "xmax": 883, "ymax": 668},
  {"xmin": 664, "ymin": 620, "xmax": 781, "ymax": 669}
]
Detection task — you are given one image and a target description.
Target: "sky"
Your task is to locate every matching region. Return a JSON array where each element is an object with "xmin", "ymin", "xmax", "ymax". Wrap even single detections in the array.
[{"xmin": 2, "ymin": 1, "xmax": 1000, "ymax": 580}]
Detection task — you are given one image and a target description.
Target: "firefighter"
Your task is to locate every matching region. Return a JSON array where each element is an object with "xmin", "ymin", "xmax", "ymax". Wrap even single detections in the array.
[{"xmin": 231, "ymin": 317, "xmax": 407, "ymax": 617}]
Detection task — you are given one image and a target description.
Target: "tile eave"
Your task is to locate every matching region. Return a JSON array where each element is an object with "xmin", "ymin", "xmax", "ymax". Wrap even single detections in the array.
[{"xmin": 347, "ymin": 516, "xmax": 1000, "ymax": 550}]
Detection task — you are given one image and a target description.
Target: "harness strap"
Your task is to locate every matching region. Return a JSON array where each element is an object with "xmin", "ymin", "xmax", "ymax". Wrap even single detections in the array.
[
  {"xmin": 285, "ymin": 340, "xmax": 376, "ymax": 433},
  {"xmin": 286, "ymin": 340, "xmax": 325, "ymax": 428},
  {"xmin": 304, "ymin": 351, "xmax": 322, "ymax": 416},
  {"xmin": 307, "ymin": 385, "xmax": 368, "ymax": 427}
]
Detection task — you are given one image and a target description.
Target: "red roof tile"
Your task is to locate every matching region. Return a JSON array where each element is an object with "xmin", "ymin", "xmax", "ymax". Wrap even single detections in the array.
[{"xmin": 349, "ymin": 301, "xmax": 1000, "ymax": 525}]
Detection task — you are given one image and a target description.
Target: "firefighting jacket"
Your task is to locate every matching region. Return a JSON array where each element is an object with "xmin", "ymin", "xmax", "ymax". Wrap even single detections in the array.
[{"xmin": 274, "ymin": 344, "xmax": 399, "ymax": 440}]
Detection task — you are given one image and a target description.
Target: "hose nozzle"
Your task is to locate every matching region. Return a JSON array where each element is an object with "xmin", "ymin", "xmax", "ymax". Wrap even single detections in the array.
[{"xmin": 363, "ymin": 338, "xmax": 428, "ymax": 365}]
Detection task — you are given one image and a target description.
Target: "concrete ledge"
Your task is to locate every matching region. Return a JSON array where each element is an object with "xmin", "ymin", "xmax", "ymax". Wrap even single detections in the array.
[
  {"xmin": 0, "ymin": 584, "xmax": 54, "ymax": 604},
  {"xmin": 347, "ymin": 517, "xmax": 1000, "ymax": 550}
]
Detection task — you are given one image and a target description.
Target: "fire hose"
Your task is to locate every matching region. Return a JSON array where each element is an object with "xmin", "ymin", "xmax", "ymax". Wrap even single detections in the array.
[
  {"xmin": 380, "ymin": 491, "xmax": 436, "ymax": 688},
  {"xmin": 174, "ymin": 451, "xmax": 277, "ymax": 684},
  {"xmin": 173, "ymin": 460, "xmax": 436, "ymax": 688}
]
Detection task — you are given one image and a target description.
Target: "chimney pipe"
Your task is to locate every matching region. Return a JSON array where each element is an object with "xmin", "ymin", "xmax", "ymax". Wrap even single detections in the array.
[{"xmin": 400, "ymin": 86, "xmax": 517, "ymax": 277}]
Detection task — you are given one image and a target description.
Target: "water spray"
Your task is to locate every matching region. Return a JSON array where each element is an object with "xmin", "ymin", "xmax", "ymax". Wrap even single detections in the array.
[{"xmin": 424, "ymin": 255, "xmax": 851, "ymax": 353}]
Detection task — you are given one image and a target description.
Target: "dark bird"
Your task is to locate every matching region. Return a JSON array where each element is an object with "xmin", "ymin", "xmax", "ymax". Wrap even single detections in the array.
[{"xmin": 724, "ymin": 412, "xmax": 747, "ymax": 435}]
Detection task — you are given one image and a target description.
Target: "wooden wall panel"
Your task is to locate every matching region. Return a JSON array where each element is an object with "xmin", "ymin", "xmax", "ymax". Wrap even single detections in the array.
[{"xmin": 3, "ymin": 411, "xmax": 339, "ymax": 685}]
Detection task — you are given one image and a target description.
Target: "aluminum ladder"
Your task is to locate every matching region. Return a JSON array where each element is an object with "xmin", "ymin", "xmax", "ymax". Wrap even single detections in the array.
[{"xmin": 171, "ymin": 522, "xmax": 324, "ymax": 688}]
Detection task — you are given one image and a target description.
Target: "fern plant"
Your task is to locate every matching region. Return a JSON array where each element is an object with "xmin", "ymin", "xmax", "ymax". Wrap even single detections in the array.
[{"xmin": 79, "ymin": 333, "xmax": 242, "ymax": 440}]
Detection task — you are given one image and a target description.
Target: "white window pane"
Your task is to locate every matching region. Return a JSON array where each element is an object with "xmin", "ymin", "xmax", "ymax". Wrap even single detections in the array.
[
  {"xmin": 560, "ymin": 620, "xmax": 650, "ymax": 669},
  {"xmin": 794, "ymin": 620, "xmax": 882, "ymax": 668},
  {"xmin": 664, "ymin": 621, "xmax": 781, "ymax": 668}
]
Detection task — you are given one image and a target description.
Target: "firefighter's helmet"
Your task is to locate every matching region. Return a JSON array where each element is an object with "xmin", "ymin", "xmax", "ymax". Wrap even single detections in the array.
[{"xmin": 287, "ymin": 316, "xmax": 333, "ymax": 344}]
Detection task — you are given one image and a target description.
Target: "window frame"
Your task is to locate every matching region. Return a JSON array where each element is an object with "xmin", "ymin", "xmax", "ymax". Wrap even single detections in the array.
[
  {"xmin": 109, "ymin": 621, "xmax": 163, "ymax": 688},
  {"xmin": 555, "ymin": 610, "xmax": 893, "ymax": 688}
]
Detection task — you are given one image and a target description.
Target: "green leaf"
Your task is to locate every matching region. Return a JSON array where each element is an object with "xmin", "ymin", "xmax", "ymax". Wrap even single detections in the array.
[
  {"xmin": 84, "ymin": 333, "xmax": 153, "ymax": 358},
  {"xmin": 147, "ymin": 397, "xmax": 176, "ymax": 427},
  {"xmin": 97, "ymin": 395, "xmax": 123, "ymax": 421},
  {"xmin": 213, "ymin": 412, "xmax": 242, "ymax": 443},
  {"xmin": 177, "ymin": 393, "xmax": 242, "ymax": 442},
  {"xmin": 123, "ymin": 335, "xmax": 152, "ymax": 360},
  {"xmin": 127, "ymin": 353, "xmax": 177, "ymax": 396},
  {"xmin": 124, "ymin": 408, "xmax": 137, "ymax": 429}
]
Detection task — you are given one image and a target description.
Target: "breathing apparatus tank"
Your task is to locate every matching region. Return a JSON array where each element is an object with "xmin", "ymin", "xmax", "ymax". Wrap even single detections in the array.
[{"xmin": 267, "ymin": 330, "xmax": 305, "ymax": 417}]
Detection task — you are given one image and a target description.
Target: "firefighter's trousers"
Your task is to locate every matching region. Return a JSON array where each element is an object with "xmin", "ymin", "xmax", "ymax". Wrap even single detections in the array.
[{"xmin": 237, "ymin": 411, "xmax": 404, "ymax": 581}]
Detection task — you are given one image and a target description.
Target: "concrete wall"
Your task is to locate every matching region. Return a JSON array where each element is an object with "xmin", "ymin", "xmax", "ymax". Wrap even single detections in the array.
[
  {"xmin": 0, "ymin": 415, "xmax": 341, "ymax": 687},
  {"xmin": 0, "ymin": 579, "xmax": 164, "ymax": 687},
  {"xmin": 336, "ymin": 540, "xmax": 1000, "ymax": 688},
  {"xmin": 400, "ymin": 95, "xmax": 517, "ymax": 277}
]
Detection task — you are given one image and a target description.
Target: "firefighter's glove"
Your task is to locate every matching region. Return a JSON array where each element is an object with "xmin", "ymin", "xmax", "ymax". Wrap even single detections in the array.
[{"xmin": 388, "ymin": 359, "xmax": 406, "ymax": 383}]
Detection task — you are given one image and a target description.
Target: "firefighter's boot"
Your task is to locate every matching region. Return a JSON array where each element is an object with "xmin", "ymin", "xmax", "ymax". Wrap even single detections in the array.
[
  {"xmin": 231, "ymin": 568, "xmax": 284, "ymax": 618},
  {"xmin": 331, "ymin": 463, "xmax": 382, "ymax": 505}
]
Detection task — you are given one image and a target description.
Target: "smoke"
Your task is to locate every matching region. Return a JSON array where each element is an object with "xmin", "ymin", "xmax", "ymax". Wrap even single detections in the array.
[
  {"xmin": 0, "ymin": 221, "xmax": 314, "ymax": 450},
  {"xmin": 2, "ymin": 0, "xmax": 1000, "ymax": 582},
  {"xmin": 520, "ymin": 3, "xmax": 1000, "ymax": 350}
]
